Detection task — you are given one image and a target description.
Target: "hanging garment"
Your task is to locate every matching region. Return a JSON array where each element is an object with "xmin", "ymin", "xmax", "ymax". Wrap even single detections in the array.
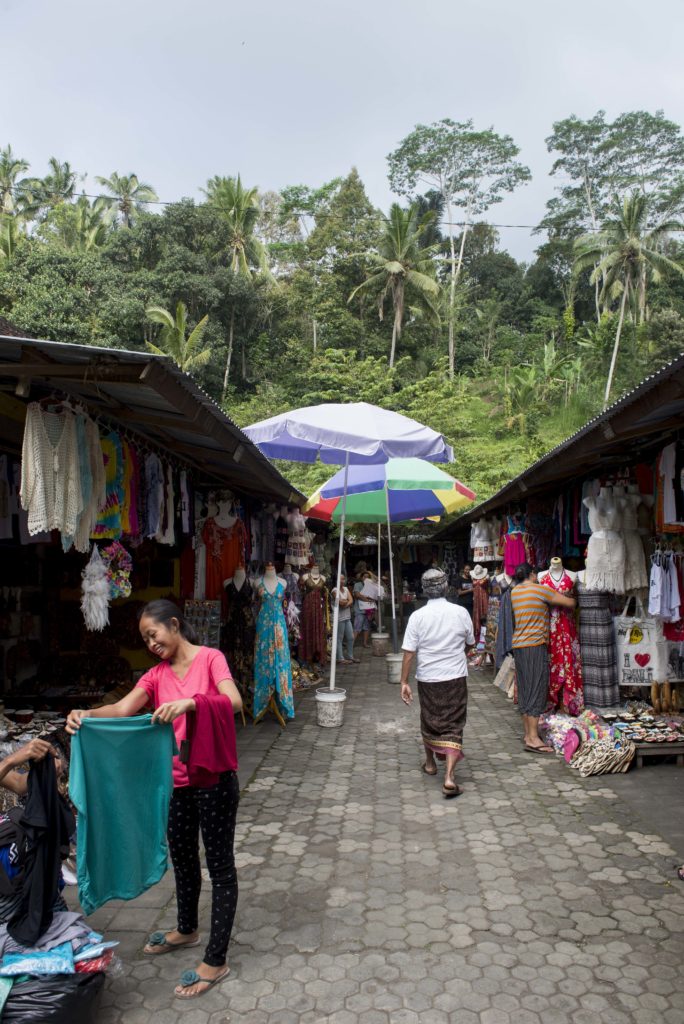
[
  {"xmin": 253, "ymin": 580, "xmax": 294, "ymax": 721},
  {"xmin": 583, "ymin": 496, "xmax": 626, "ymax": 593},
  {"xmin": 144, "ymin": 453, "xmax": 165, "ymax": 538},
  {"xmin": 70, "ymin": 417, "xmax": 106, "ymax": 553},
  {"xmin": 274, "ymin": 514, "xmax": 288, "ymax": 562},
  {"xmin": 184, "ymin": 693, "xmax": 238, "ymax": 787},
  {"xmin": 285, "ymin": 512, "xmax": 312, "ymax": 567},
  {"xmin": 283, "ymin": 570, "xmax": 302, "ymax": 608},
  {"xmin": 504, "ymin": 533, "xmax": 527, "ymax": 577},
  {"xmin": 472, "ymin": 578, "xmax": 489, "ymax": 642},
  {"xmin": 470, "ymin": 518, "xmax": 492, "ymax": 548},
  {"xmin": 92, "ymin": 432, "xmax": 124, "ymax": 540},
  {"xmin": 261, "ymin": 511, "xmax": 275, "ymax": 563},
  {"xmin": 203, "ymin": 518, "xmax": 247, "ymax": 600},
  {"xmin": 20, "ymin": 403, "xmax": 84, "ymax": 537},
  {"xmin": 7, "ymin": 756, "xmax": 74, "ymax": 947},
  {"xmin": 298, "ymin": 575, "xmax": 328, "ymax": 663},
  {"xmin": 155, "ymin": 462, "xmax": 176, "ymax": 546},
  {"xmin": 648, "ymin": 552, "xmax": 669, "ymax": 618},
  {"xmin": 69, "ymin": 716, "xmax": 176, "ymax": 916},
  {"xmin": 619, "ymin": 492, "xmax": 649, "ymax": 591},
  {"xmin": 576, "ymin": 582, "xmax": 619, "ymax": 708},
  {"xmin": 180, "ymin": 471, "xmax": 192, "ymax": 535},
  {"xmin": 541, "ymin": 571, "xmax": 584, "ymax": 715},
  {"xmin": 120, "ymin": 441, "xmax": 141, "ymax": 542},
  {"xmin": 222, "ymin": 580, "xmax": 256, "ymax": 698},
  {"xmin": 486, "ymin": 576, "xmax": 510, "ymax": 660}
]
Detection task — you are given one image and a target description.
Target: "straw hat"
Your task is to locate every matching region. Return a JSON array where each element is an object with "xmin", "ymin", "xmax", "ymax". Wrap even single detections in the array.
[{"xmin": 471, "ymin": 564, "xmax": 488, "ymax": 581}]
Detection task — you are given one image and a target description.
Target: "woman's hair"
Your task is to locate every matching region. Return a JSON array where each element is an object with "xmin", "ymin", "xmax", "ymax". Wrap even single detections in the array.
[
  {"xmin": 514, "ymin": 562, "xmax": 535, "ymax": 584},
  {"xmin": 138, "ymin": 599, "xmax": 198, "ymax": 643}
]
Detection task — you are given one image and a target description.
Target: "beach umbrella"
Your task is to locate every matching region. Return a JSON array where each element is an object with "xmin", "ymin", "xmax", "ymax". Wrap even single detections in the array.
[
  {"xmin": 303, "ymin": 460, "xmax": 475, "ymax": 650},
  {"xmin": 243, "ymin": 403, "xmax": 454, "ymax": 691}
]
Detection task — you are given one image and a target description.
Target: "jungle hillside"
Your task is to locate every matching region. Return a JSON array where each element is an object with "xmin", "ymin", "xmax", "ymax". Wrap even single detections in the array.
[{"xmin": 2, "ymin": 110, "xmax": 684, "ymax": 502}]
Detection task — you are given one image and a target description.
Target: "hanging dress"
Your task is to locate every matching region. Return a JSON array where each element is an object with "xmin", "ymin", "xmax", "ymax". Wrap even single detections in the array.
[
  {"xmin": 223, "ymin": 580, "xmax": 256, "ymax": 711},
  {"xmin": 285, "ymin": 512, "xmax": 312, "ymax": 568},
  {"xmin": 541, "ymin": 571, "xmax": 584, "ymax": 715},
  {"xmin": 253, "ymin": 580, "xmax": 294, "ymax": 721},
  {"xmin": 616, "ymin": 490, "xmax": 648, "ymax": 592},
  {"xmin": 576, "ymin": 579, "xmax": 619, "ymax": 708},
  {"xmin": 504, "ymin": 515, "xmax": 527, "ymax": 577},
  {"xmin": 583, "ymin": 496, "xmax": 626, "ymax": 593},
  {"xmin": 472, "ymin": 578, "xmax": 489, "ymax": 641},
  {"xmin": 298, "ymin": 575, "xmax": 328, "ymax": 664},
  {"xmin": 485, "ymin": 576, "xmax": 510, "ymax": 658}
]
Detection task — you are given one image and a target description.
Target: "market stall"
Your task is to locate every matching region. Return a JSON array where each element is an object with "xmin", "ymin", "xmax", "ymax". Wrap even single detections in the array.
[
  {"xmin": 436, "ymin": 354, "xmax": 684, "ymax": 771},
  {"xmin": 0, "ymin": 334, "xmax": 308, "ymax": 733}
]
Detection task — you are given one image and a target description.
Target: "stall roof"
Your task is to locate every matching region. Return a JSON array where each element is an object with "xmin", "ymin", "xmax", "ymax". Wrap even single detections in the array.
[
  {"xmin": 437, "ymin": 352, "xmax": 684, "ymax": 537},
  {"xmin": 0, "ymin": 335, "xmax": 303, "ymax": 505}
]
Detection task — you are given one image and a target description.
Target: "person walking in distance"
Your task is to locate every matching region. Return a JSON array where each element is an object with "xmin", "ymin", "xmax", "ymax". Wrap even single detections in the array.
[{"xmin": 400, "ymin": 569, "xmax": 475, "ymax": 798}]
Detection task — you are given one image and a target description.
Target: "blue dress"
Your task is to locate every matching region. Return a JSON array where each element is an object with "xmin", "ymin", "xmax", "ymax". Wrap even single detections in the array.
[{"xmin": 253, "ymin": 580, "xmax": 295, "ymax": 721}]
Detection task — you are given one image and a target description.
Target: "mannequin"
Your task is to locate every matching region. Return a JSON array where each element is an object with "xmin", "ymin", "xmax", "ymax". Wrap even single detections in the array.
[
  {"xmin": 214, "ymin": 499, "xmax": 237, "ymax": 530},
  {"xmin": 495, "ymin": 569, "xmax": 513, "ymax": 587},
  {"xmin": 282, "ymin": 562, "xmax": 301, "ymax": 606},
  {"xmin": 486, "ymin": 565, "xmax": 512, "ymax": 661},
  {"xmin": 540, "ymin": 558, "xmax": 583, "ymax": 714},
  {"xmin": 223, "ymin": 564, "xmax": 256, "ymax": 713},
  {"xmin": 299, "ymin": 564, "xmax": 328, "ymax": 666},
  {"xmin": 253, "ymin": 564, "xmax": 294, "ymax": 723},
  {"xmin": 575, "ymin": 568, "xmax": 619, "ymax": 708},
  {"xmin": 583, "ymin": 488, "xmax": 626, "ymax": 594}
]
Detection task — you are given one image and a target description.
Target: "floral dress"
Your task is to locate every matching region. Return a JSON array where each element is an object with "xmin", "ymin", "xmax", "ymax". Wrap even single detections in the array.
[
  {"xmin": 541, "ymin": 571, "xmax": 584, "ymax": 715},
  {"xmin": 253, "ymin": 580, "xmax": 295, "ymax": 721}
]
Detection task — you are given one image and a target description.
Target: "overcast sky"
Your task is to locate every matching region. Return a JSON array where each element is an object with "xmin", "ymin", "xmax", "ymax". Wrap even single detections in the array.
[{"xmin": 4, "ymin": 0, "xmax": 684, "ymax": 260}]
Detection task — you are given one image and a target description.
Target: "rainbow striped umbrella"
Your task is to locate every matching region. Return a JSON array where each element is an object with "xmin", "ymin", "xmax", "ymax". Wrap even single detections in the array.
[{"xmin": 303, "ymin": 458, "xmax": 475, "ymax": 523}]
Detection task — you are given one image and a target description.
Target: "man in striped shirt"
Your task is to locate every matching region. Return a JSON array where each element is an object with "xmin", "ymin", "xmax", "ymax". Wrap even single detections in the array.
[{"xmin": 510, "ymin": 563, "xmax": 576, "ymax": 753}]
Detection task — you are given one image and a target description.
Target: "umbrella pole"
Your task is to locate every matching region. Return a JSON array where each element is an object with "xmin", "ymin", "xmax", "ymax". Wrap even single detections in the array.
[
  {"xmin": 385, "ymin": 483, "xmax": 399, "ymax": 654},
  {"xmin": 329, "ymin": 452, "xmax": 349, "ymax": 691},
  {"xmin": 377, "ymin": 522, "xmax": 383, "ymax": 633}
]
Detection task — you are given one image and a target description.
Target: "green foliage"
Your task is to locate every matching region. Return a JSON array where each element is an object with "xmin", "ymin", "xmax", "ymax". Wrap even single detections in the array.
[{"xmin": 146, "ymin": 301, "xmax": 211, "ymax": 373}]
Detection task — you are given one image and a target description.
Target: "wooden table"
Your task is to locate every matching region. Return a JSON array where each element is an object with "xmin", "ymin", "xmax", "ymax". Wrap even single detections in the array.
[{"xmin": 634, "ymin": 740, "xmax": 684, "ymax": 769}]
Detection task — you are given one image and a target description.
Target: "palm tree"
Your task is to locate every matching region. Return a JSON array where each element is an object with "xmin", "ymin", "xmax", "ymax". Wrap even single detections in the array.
[
  {"xmin": 37, "ymin": 158, "xmax": 78, "ymax": 208},
  {"xmin": 146, "ymin": 302, "xmax": 211, "ymax": 374},
  {"xmin": 204, "ymin": 175, "xmax": 270, "ymax": 397},
  {"xmin": 575, "ymin": 193, "xmax": 684, "ymax": 407},
  {"xmin": 0, "ymin": 214, "xmax": 19, "ymax": 263},
  {"xmin": 44, "ymin": 196, "xmax": 112, "ymax": 252},
  {"xmin": 0, "ymin": 145, "xmax": 32, "ymax": 215},
  {"xmin": 349, "ymin": 203, "xmax": 440, "ymax": 368},
  {"xmin": 95, "ymin": 172, "xmax": 158, "ymax": 227}
]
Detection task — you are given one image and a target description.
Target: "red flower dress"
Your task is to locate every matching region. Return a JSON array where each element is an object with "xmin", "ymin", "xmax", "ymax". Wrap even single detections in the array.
[{"xmin": 541, "ymin": 570, "xmax": 584, "ymax": 715}]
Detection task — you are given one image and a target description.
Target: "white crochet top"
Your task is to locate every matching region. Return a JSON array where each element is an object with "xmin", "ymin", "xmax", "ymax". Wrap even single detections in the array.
[{"xmin": 20, "ymin": 404, "xmax": 84, "ymax": 536}]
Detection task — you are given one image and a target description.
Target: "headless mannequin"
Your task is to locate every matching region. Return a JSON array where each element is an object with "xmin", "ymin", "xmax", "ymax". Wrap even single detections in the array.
[
  {"xmin": 496, "ymin": 569, "xmax": 513, "ymax": 587},
  {"xmin": 539, "ymin": 556, "xmax": 576, "ymax": 584},
  {"xmin": 225, "ymin": 566, "xmax": 246, "ymax": 592},
  {"xmin": 262, "ymin": 563, "xmax": 285, "ymax": 595},
  {"xmin": 303, "ymin": 565, "xmax": 325, "ymax": 585}
]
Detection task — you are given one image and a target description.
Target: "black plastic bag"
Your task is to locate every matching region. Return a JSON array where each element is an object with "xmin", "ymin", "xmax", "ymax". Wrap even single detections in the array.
[{"xmin": 2, "ymin": 972, "xmax": 105, "ymax": 1023}]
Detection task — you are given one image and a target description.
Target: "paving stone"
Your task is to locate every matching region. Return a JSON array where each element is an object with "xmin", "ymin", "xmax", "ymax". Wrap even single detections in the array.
[{"xmin": 86, "ymin": 663, "xmax": 684, "ymax": 1023}]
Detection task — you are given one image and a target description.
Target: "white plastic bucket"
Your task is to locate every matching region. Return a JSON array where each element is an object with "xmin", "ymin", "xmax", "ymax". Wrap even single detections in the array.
[
  {"xmin": 315, "ymin": 687, "xmax": 347, "ymax": 727},
  {"xmin": 371, "ymin": 632, "xmax": 390, "ymax": 657},
  {"xmin": 386, "ymin": 653, "xmax": 403, "ymax": 684}
]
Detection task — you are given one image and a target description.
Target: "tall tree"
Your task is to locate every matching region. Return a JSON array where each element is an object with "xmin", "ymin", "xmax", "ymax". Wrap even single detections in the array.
[
  {"xmin": 388, "ymin": 119, "xmax": 531, "ymax": 377},
  {"xmin": 33, "ymin": 158, "xmax": 79, "ymax": 212},
  {"xmin": 349, "ymin": 203, "xmax": 440, "ymax": 368},
  {"xmin": 95, "ymin": 172, "xmax": 158, "ymax": 227},
  {"xmin": 145, "ymin": 301, "xmax": 211, "ymax": 373},
  {"xmin": 574, "ymin": 193, "xmax": 684, "ymax": 406},
  {"xmin": 0, "ymin": 145, "xmax": 32, "ymax": 215},
  {"xmin": 41, "ymin": 195, "xmax": 112, "ymax": 252},
  {"xmin": 204, "ymin": 175, "xmax": 269, "ymax": 395}
]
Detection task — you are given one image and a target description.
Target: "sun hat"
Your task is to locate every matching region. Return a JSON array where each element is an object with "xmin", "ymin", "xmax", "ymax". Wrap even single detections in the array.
[{"xmin": 471, "ymin": 564, "xmax": 488, "ymax": 581}]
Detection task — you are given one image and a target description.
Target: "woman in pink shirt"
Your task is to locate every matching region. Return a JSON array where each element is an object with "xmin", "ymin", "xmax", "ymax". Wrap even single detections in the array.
[{"xmin": 67, "ymin": 599, "xmax": 242, "ymax": 1001}]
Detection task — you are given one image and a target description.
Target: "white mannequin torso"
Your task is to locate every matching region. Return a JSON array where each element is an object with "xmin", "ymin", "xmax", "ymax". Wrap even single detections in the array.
[
  {"xmin": 261, "ymin": 567, "xmax": 285, "ymax": 595},
  {"xmin": 226, "ymin": 567, "xmax": 246, "ymax": 591}
]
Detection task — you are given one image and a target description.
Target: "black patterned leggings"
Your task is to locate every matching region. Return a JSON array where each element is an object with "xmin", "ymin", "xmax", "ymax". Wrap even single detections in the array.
[{"xmin": 167, "ymin": 771, "xmax": 239, "ymax": 967}]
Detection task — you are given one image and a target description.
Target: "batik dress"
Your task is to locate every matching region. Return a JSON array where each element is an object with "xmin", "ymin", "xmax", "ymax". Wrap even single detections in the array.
[
  {"xmin": 253, "ymin": 579, "xmax": 295, "ymax": 721},
  {"xmin": 541, "ymin": 571, "xmax": 584, "ymax": 715},
  {"xmin": 223, "ymin": 580, "xmax": 256, "ymax": 712}
]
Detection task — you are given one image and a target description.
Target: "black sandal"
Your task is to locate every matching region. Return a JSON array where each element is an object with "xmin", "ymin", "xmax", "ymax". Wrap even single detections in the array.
[
  {"xmin": 421, "ymin": 762, "xmax": 438, "ymax": 776},
  {"xmin": 442, "ymin": 782, "xmax": 462, "ymax": 799}
]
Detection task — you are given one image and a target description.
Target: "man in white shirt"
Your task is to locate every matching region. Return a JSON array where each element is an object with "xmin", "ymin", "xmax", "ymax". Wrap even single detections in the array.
[{"xmin": 400, "ymin": 568, "xmax": 475, "ymax": 799}]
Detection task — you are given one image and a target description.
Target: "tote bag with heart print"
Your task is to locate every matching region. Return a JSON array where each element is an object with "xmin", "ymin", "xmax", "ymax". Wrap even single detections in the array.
[{"xmin": 614, "ymin": 597, "xmax": 670, "ymax": 686}]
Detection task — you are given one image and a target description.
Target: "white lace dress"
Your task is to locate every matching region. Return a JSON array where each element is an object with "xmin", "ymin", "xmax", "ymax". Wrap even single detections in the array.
[
  {"xmin": 20, "ymin": 404, "xmax": 84, "ymax": 537},
  {"xmin": 615, "ymin": 491, "xmax": 649, "ymax": 591},
  {"xmin": 583, "ymin": 496, "xmax": 626, "ymax": 594}
]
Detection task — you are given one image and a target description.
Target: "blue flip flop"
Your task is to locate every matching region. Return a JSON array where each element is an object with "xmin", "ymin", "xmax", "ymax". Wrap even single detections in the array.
[{"xmin": 175, "ymin": 967, "xmax": 230, "ymax": 999}]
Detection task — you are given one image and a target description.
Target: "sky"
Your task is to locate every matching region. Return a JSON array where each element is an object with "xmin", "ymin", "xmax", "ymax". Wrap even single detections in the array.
[{"xmin": 4, "ymin": 0, "xmax": 684, "ymax": 261}]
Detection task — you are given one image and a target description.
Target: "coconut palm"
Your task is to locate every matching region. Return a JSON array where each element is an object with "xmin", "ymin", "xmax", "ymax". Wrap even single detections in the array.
[
  {"xmin": 0, "ymin": 214, "xmax": 19, "ymax": 263},
  {"xmin": 146, "ymin": 302, "xmax": 211, "ymax": 374},
  {"xmin": 95, "ymin": 172, "xmax": 158, "ymax": 227},
  {"xmin": 204, "ymin": 175, "xmax": 270, "ymax": 396},
  {"xmin": 574, "ymin": 192, "xmax": 684, "ymax": 406},
  {"xmin": 37, "ymin": 158, "xmax": 78, "ymax": 208},
  {"xmin": 0, "ymin": 145, "xmax": 32, "ymax": 215},
  {"xmin": 349, "ymin": 203, "xmax": 440, "ymax": 368},
  {"xmin": 43, "ymin": 196, "xmax": 112, "ymax": 252}
]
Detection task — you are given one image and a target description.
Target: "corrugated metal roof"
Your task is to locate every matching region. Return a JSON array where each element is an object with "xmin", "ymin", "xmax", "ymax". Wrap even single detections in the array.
[
  {"xmin": 436, "ymin": 351, "xmax": 684, "ymax": 537},
  {"xmin": 0, "ymin": 335, "xmax": 303, "ymax": 505}
]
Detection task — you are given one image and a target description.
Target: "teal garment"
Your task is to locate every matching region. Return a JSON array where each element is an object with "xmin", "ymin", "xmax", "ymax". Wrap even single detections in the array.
[{"xmin": 69, "ymin": 716, "xmax": 176, "ymax": 916}]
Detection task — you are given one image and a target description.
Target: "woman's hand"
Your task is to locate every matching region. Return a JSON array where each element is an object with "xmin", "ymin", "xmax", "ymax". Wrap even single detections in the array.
[
  {"xmin": 401, "ymin": 682, "xmax": 413, "ymax": 706},
  {"xmin": 14, "ymin": 739, "xmax": 52, "ymax": 763},
  {"xmin": 152, "ymin": 699, "xmax": 195, "ymax": 725},
  {"xmin": 66, "ymin": 709, "xmax": 92, "ymax": 735}
]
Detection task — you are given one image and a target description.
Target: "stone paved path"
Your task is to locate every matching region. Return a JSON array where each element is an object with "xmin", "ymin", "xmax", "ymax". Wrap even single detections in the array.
[{"xmin": 88, "ymin": 653, "xmax": 684, "ymax": 1023}]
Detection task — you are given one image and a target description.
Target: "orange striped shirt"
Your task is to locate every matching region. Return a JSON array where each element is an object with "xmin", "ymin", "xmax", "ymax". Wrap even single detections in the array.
[{"xmin": 511, "ymin": 583, "xmax": 553, "ymax": 648}]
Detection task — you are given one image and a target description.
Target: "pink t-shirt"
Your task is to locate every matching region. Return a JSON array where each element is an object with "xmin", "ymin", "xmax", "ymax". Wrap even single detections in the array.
[{"xmin": 135, "ymin": 646, "xmax": 233, "ymax": 788}]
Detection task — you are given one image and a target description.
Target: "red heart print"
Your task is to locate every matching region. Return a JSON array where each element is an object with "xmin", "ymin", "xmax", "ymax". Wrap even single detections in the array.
[{"xmin": 635, "ymin": 653, "xmax": 650, "ymax": 667}]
